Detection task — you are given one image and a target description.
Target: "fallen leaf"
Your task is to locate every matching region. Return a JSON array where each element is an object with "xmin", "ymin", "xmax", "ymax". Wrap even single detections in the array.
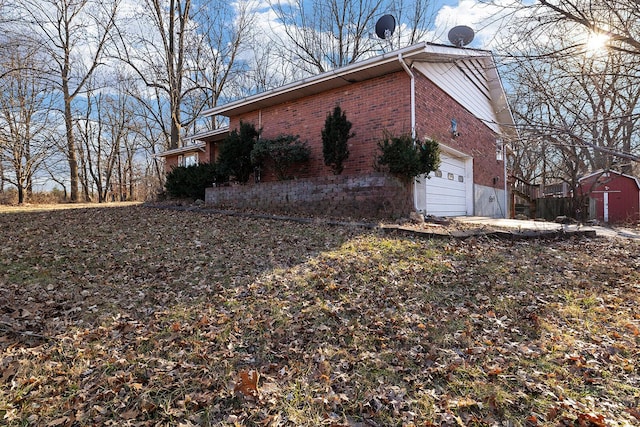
[
  {"xmin": 1, "ymin": 361, "xmax": 19, "ymax": 383},
  {"xmin": 576, "ymin": 412, "xmax": 606, "ymax": 427},
  {"xmin": 121, "ymin": 408, "xmax": 139, "ymax": 420},
  {"xmin": 46, "ymin": 417, "xmax": 69, "ymax": 427},
  {"xmin": 625, "ymin": 323, "xmax": 639, "ymax": 336},
  {"xmin": 234, "ymin": 369, "xmax": 259, "ymax": 398},
  {"xmin": 526, "ymin": 415, "xmax": 539, "ymax": 426},
  {"xmin": 626, "ymin": 407, "xmax": 640, "ymax": 421},
  {"xmin": 486, "ymin": 367, "xmax": 503, "ymax": 376}
]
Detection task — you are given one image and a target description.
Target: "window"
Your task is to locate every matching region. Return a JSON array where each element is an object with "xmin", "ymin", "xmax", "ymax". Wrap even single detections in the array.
[
  {"xmin": 434, "ymin": 170, "xmax": 443, "ymax": 178},
  {"xmin": 179, "ymin": 153, "xmax": 198, "ymax": 167},
  {"xmin": 178, "ymin": 153, "xmax": 198, "ymax": 167},
  {"xmin": 458, "ymin": 175, "xmax": 464, "ymax": 182},
  {"xmin": 184, "ymin": 153, "xmax": 198, "ymax": 167},
  {"xmin": 448, "ymin": 173, "xmax": 454, "ymax": 180},
  {"xmin": 496, "ymin": 139, "xmax": 504, "ymax": 161}
]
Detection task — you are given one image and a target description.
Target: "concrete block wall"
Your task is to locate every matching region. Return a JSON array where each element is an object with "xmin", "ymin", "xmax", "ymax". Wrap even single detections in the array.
[{"xmin": 205, "ymin": 173, "xmax": 413, "ymax": 219}]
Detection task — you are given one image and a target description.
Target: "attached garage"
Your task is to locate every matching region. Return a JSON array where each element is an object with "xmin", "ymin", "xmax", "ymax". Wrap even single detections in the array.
[{"xmin": 415, "ymin": 146, "xmax": 474, "ymax": 217}]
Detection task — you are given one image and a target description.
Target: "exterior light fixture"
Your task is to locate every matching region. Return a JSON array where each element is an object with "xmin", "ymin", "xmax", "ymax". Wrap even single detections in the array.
[{"xmin": 450, "ymin": 118, "xmax": 460, "ymax": 138}]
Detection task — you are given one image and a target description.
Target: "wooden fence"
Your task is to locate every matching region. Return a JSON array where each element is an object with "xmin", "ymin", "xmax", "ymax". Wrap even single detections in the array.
[{"xmin": 535, "ymin": 196, "xmax": 590, "ymax": 222}]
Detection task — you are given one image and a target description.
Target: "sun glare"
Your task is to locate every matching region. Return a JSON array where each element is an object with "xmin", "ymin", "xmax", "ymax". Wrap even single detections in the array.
[{"xmin": 585, "ymin": 32, "xmax": 610, "ymax": 54}]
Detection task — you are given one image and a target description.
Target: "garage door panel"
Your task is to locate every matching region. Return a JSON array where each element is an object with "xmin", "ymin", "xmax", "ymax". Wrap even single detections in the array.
[
  {"xmin": 438, "ymin": 164, "xmax": 465, "ymax": 177},
  {"xmin": 423, "ymin": 153, "xmax": 469, "ymax": 216},
  {"xmin": 426, "ymin": 183, "xmax": 465, "ymax": 194}
]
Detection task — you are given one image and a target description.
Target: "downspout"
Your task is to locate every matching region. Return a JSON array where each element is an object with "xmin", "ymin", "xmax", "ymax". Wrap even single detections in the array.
[
  {"xmin": 398, "ymin": 53, "xmax": 416, "ymax": 139},
  {"xmin": 503, "ymin": 143, "xmax": 508, "ymax": 218},
  {"xmin": 398, "ymin": 53, "xmax": 417, "ymax": 211}
]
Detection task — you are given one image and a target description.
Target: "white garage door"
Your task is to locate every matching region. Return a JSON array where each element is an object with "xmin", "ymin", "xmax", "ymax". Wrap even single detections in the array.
[{"xmin": 424, "ymin": 154, "xmax": 468, "ymax": 216}]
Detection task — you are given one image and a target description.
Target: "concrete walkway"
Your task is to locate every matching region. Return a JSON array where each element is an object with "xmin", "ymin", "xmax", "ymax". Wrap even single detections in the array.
[{"xmin": 454, "ymin": 216, "xmax": 640, "ymax": 240}]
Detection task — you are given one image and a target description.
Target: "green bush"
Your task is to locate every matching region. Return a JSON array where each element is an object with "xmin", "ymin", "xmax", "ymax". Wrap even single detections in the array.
[
  {"xmin": 376, "ymin": 132, "xmax": 440, "ymax": 182},
  {"xmin": 165, "ymin": 163, "xmax": 218, "ymax": 200},
  {"xmin": 216, "ymin": 122, "xmax": 260, "ymax": 183},
  {"xmin": 251, "ymin": 135, "xmax": 311, "ymax": 180},
  {"xmin": 322, "ymin": 105, "xmax": 353, "ymax": 175}
]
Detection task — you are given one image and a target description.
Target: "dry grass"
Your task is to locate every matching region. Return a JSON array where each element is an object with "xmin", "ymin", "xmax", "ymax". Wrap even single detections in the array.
[{"xmin": 0, "ymin": 205, "xmax": 639, "ymax": 426}]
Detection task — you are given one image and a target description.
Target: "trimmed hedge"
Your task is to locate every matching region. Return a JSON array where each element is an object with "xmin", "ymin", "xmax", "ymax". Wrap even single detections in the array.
[
  {"xmin": 165, "ymin": 163, "xmax": 218, "ymax": 200},
  {"xmin": 376, "ymin": 132, "xmax": 440, "ymax": 182}
]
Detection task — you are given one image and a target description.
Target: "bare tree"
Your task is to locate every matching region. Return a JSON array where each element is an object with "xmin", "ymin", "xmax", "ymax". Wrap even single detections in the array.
[
  {"xmin": 387, "ymin": 0, "xmax": 437, "ymax": 47},
  {"xmin": 189, "ymin": 0, "xmax": 255, "ymax": 131},
  {"xmin": 124, "ymin": 77, "xmax": 172, "ymax": 192},
  {"xmin": 0, "ymin": 40, "xmax": 56, "ymax": 204},
  {"xmin": 13, "ymin": 0, "xmax": 119, "ymax": 202},
  {"xmin": 117, "ymin": 0, "xmax": 256, "ymax": 146},
  {"xmin": 481, "ymin": 0, "xmax": 640, "ymax": 57},
  {"xmin": 266, "ymin": 0, "xmax": 439, "ymax": 77},
  {"xmin": 534, "ymin": 0, "xmax": 640, "ymax": 57},
  {"xmin": 267, "ymin": 0, "xmax": 385, "ymax": 75},
  {"xmin": 493, "ymin": 0, "xmax": 640, "ymax": 192},
  {"xmin": 117, "ymin": 0, "xmax": 194, "ymax": 149},
  {"xmin": 76, "ymin": 90, "xmax": 119, "ymax": 203}
]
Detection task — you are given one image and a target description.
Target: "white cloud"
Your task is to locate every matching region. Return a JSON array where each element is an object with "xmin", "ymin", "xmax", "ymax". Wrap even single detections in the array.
[{"xmin": 432, "ymin": 0, "xmax": 516, "ymax": 49}]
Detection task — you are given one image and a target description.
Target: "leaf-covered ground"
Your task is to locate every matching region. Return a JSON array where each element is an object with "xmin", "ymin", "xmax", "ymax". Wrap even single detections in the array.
[{"xmin": 1, "ymin": 205, "xmax": 639, "ymax": 426}]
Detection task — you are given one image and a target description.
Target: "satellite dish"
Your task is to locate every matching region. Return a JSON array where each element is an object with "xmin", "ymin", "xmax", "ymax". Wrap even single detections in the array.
[
  {"xmin": 375, "ymin": 14, "xmax": 396, "ymax": 40},
  {"xmin": 448, "ymin": 25, "xmax": 475, "ymax": 47}
]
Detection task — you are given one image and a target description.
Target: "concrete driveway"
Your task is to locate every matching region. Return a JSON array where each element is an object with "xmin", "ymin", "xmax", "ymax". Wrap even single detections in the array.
[{"xmin": 454, "ymin": 216, "xmax": 640, "ymax": 240}]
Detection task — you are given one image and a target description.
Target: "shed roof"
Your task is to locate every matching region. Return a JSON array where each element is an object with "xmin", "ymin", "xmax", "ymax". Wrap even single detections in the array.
[{"xmin": 579, "ymin": 169, "xmax": 640, "ymax": 190}]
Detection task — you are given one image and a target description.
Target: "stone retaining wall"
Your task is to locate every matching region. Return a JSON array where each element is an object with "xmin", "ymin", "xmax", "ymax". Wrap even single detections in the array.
[{"xmin": 205, "ymin": 173, "xmax": 413, "ymax": 219}]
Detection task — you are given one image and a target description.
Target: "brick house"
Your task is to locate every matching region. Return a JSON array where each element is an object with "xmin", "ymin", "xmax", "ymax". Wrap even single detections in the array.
[
  {"xmin": 159, "ymin": 128, "xmax": 228, "ymax": 170},
  {"xmin": 159, "ymin": 42, "xmax": 516, "ymax": 219}
]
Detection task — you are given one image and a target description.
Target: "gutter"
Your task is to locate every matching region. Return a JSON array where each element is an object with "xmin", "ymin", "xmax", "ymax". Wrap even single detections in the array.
[
  {"xmin": 203, "ymin": 43, "xmax": 429, "ymax": 118},
  {"xmin": 154, "ymin": 142, "xmax": 206, "ymax": 158}
]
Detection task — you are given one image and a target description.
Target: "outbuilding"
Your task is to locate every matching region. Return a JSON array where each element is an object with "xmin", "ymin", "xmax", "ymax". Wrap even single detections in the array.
[{"xmin": 578, "ymin": 170, "xmax": 640, "ymax": 224}]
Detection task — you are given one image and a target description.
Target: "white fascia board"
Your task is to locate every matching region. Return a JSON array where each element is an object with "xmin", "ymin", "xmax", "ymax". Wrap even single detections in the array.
[
  {"xmin": 183, "ymin": 127, "xmax": 229, "ymax": 144},
  {"xmin": 203, "ymin": 42, "xmax": 495, "ymax": 119},
  {"xmin": 156, "ymin": 142, "xmax": 206, "ymax": 158}
]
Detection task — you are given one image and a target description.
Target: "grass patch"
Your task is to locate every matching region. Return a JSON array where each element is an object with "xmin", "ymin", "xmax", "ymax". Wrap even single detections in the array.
[{"xmin": 1, "ymin": 205, "xmax": 639, "ymax": 425}]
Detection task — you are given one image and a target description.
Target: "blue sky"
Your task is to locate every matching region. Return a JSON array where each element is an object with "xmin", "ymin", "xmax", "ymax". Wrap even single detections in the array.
[{"xmin": 429, "ymin": 0, "xmax": 509, "ymax": 49}]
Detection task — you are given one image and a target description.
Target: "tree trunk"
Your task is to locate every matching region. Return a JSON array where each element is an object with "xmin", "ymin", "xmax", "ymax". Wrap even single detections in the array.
[{"xmin": 64, "ymin": 91, "xmax": 79, "ymax": 202}]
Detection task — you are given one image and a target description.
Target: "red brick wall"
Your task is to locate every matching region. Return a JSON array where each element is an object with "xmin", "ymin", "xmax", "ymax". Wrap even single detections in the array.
[
  {"xmin": 230, "ymin": 72, "xmax": 412, "ymax": 181},
  {"xmin": 414, "ymin": 72, "xmax": 503, "ymax": 189},
  {"xmin": 226, "ymin": 70, "xmax": 502, "ymax": 189},
  {"xmin": 205, "ymin": 173, "xmax": 413, "ymax": 219},
  {"xmin": 164, "ymin": 155, "xmax": 179, "ymax": 171}
]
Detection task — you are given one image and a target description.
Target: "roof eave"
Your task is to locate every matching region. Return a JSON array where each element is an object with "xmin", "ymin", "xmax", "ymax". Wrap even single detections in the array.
[
  {"xmin": 203, "ymin": 42, "xmax": 494, "ymax": 118},
  {"xmin": 580, "ymin": 169, "xmax": 640, "ymax": 189},
  {"xmin": 184, "ymin": 127, "xmax": 229, "ymax": 143},
  {"xmin": 155, "ymin": 142, "xmax": 206, "ymax": 158}
]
